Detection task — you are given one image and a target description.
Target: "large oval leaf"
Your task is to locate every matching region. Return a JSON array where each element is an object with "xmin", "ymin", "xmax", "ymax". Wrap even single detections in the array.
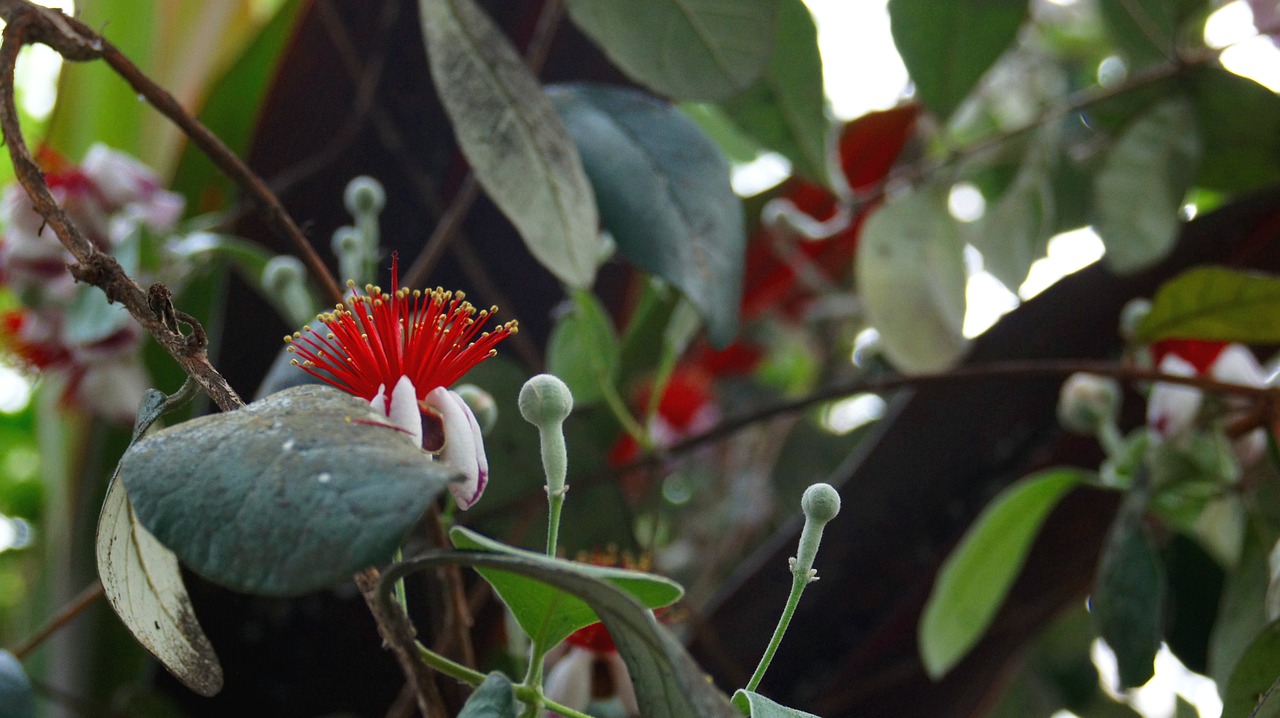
[
  {"xmin": 565, "ymin": 0, "xmax": 778, "ymax": 101},
  {"xmin": 450, "ymin": 526, "xmax": 682, "ymax": 651},
  {"xmin": 386, "ymin": 550, "xmax": 739, "ymax": 718},
  {"xmin": 0, "ymin": 651, "xmax": 35, "ymax": 718},
  {"xmin": 546, "ymin": 289, "xmax": 620, "ymax": 407},
  {"xmin": 1135, "ymin": 267, "xmax": 1280, "ymax": 344},
  {"xmin": 1094, "ymin": 97, "xmax": 1201, "ymax": 274},
  {"xmin": 888, "ymin": 0, "xmax": 1027, "ymax": 120},
  {"xmin": 718, "ymin": 0, "xmax": 828, "ymax": 184},
  {"xmin": 122, "ymin": 385, "xmax": 456, "ymax": 596},
  {"xmin": 420, "ymin": 0, "xmax": 601, "ymax": 288},
  {"xmin": 919, "ymin": 469, "xmax": 1084, "ymax": 678},
  {"xmin": 855, "ymin": 187, "xmax": 968, "ymax": 372},
  {"xmin": 550, "ymin": 83, "xmax": 745, "ymax": 346}
]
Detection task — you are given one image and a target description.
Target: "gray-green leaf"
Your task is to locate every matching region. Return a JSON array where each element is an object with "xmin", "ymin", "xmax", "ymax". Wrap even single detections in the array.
[
  {"xmin": 1094, "ymin": 97, "xmax": 1200, "ymax": 274},
  {"xmin": 0, "ymin": 651, "xmax": 35, "ymax": 718},
  {"xmin": 420, "ymin": 0, "xmax": 601, "ymax": 288},
  {"xmin": 1135, "ymin": 267, "xmax": 1280, "ymax": 344},
  {"xmin": 732, "ymin": 689, "xmax": 820, "ymax": 717},
  {"xmin": 919, "ymin": 469, "xmax": 1084, "ymax": 678},
  {"xmin": 459, "ymin": 672, "xmax": 521, "ymax": 718},
  {"xmin": 855, "ymin": 187, "xmax": 968, "ymax": 372},
  {"xmin": 1224, "ymin": 621, "xmax": 1280, "ymax": 718},
  {"xmin": 547, "ymin": 289, "xmax": 620, "ymax": 407},
  {"xmin": 122, "ymin": 385, "xmax": 456, "ymax": 596},
  {"xmin": 550, "ymin": 83, "xmax": 745, "ymax": 346},
  {"xmin": 566, "ymin": 0, "xmax": 779, "ymax": 101}
]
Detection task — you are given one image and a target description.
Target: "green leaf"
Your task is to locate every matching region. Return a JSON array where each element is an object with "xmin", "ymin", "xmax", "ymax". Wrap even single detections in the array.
[
  {"xmin": 565, "ymin": 0, "xmax": 779, "ymax": 101},
  {"xmin": 420, "ymin": 0, "xmax": 601, "ymax": 288},
  {"xmin": 718, "ymin": 0, "xmax": 829, "ymax": 184},
  {"xmin": 450, "ymin": 526, "xmax": 682, "ymax": 651},
  {"xmin": 549, "ymin": 83, "xmax": 745, "ymax": 346},
  {"xmin": 1094, "ymin": 97, "xmax": 1200, "ymax": 274},
  {"xmin": 732, "ymin": 690, "xmax": 820, "ymax": 717},
  {"xmin": 387, "ymin": 550, "xmax": 739, "ymax": 717},
  {"xmin": 1190, "ymin": 68, "xmax": 1280, "ymax": 195},
  {"xmin": 887, "ymin": 0, "xmax": 1027, "ymax": 120},
  {"xmin": 1223, "ymin": 620, "xmax": 1280, "ymax": 718},
  {"xmin": 855, "ymin": 187, "xmax": 968, "ymax": 373},
  {"xmin": 0, "ymin": 651, "xmax": 35, "ymax": 718},
  {"xmin": 121, "ymin": 385, "xmax": 456, "ymax": 596},
  {"xmin": 547, "ymin": 290, "xmax": 620, "ymax": 407},
  {"xmin": 919, "ymin": 469, "xmax": 1084, "ymax": 678},
  {"xmin": 459, "ymin": 673, "xmax": 520, "ymax": 718},
  {"xmin": 171, "ymin": 0, "xmax": 305, "ymax": 211},
  {"xmin": 966, "ymin": 127, "xmax": 1058, "ymax": 290},
  {"xmin": 680, "ymin": 103, "xmax": 766, "ymax": 166},
  {"xmin": 63, "ymin": 284, "xmax": 131, "ymax": 346},
  {"xmin": 1210, "ymin": 532, "xmax": 1272, "ymax": 688},
  {"xmin": 1134, "ymin": 267, "xmax": 1280, "ymax": 344},
  {"xmin": 1095, "ymin": 0, "xmax": 1178, "ymax": 67},
  {"xmin": 1251, "ymin": 679, "xmax": 1280, "ymax": 718},
  {"xmin": 1092, "ymin": 489, "xmax": 1164, "ymax": 689}
]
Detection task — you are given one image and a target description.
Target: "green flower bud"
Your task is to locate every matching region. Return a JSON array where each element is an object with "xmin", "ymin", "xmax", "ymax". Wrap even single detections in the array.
[
  {"xmin": 1057, "ymin": 373, "xmax": 1121, "ymax": 434},
  {"xmin": 454, "ymin": 384, "xmax": 497, "ymax": 434},
  {"xmin": 1119, "ymin": 298, "xmax": 1152, "ymax": 341},
  {"xmin": 801, "ymin": 483, "xmax": 841, "ymax": 525},
  {"xmin": 519, "ymin": 374, "xmax": 573, "ymax": 428},
  {"xmin": 344, "ymin": 175, "xmax": 385, "ymax": 216},
  {"xmin": 262, "ymin": 255, "xmax": 304, "ymax": 294}
]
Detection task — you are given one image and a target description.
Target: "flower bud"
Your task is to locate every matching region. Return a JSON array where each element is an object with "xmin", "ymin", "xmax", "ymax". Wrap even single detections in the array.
[
  {"xmin": 343, "ymin": 175, "xmax": 385, "ymax": 216},
  {"xmin": 518, "ymin": 373, "xmax": 573, "ymax": 428},
  {"xmin": 262, "ymin": 255, "xmax": 305, "ymax": 295},
  {"xmin": 1119, "ymin": 299, "xmax": 1152, "ymax": 341},
  {"xmin": 1057, "ymin": 373, "xmax": 1121, "ymax": 434},
  {"xmin": 454, "ymin": 384, "xmax": 497, "ymax": 434},
  {"xmin": 801, "ymin": 483, "xmax": 840, "ymax": 524}
]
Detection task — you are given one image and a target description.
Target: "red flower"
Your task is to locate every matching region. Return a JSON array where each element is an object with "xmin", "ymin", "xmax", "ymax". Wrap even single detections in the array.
[{"xmin": 286, "ymin": 255, "xmax": 516, "ymax": 508}]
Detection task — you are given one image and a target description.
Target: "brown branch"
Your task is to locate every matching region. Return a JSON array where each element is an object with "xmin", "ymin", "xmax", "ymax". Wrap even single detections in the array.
[
  {"xmin": 356, "ymin": 568, "xmax": 448, "ymax": 718},
  {"xmin": 0, "ymin": 13, "xmax": 244, "ymax": 412},
  {"xmin": 0, "ymin": 1, "xmax": 344, "ymax": 306},
  {"xmin": 10, "ymin": 580, "xmax": 104, "ymax": 660},
  {"xmin": 403, "ymin": 0, "xmax": 567, "ymax": 289}
]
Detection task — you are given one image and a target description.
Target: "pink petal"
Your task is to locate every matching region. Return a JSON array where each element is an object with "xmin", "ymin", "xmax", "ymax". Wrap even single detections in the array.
[
  {"xmin": 424, "ymin": 387, "xmax": 489, "ymax": 509},
  {"xmin": 543, "ymin": 647, "xmax": 593, "ymax": 715},
  {"xmin": 1148, "ymin": 353, "xmax": 1202, "ymax": 441}
]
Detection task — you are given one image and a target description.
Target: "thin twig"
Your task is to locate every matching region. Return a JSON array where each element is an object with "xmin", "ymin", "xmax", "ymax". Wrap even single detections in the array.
[
  {"xmin": 403, "ymin": 0, "xmax": 567, "ymax": 289},
  {"xmin": 355, "ymin": 568, "xmax": 448, "ymax": 718},
  {"xmin": 0, "ymin": 13, "xmax": 244, "ymax": 413},
  {"xmin": 10, "ymin": 580, "xmax": 105, "ymax": 660}
]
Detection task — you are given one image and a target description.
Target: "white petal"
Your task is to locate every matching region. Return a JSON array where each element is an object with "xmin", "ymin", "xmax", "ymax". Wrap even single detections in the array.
[
  {"xmin": 543, "ymin": 647, "xmax": 593, "ymax": 714},
  {"xmin": 370, "ymin": 383, "xmax": 388, "ymax": 414},
  {"xmin": 604, "ymin": 651, "xmax": 638, "ymax": 716},
  {"xmin": 387, "ymin": 375, "xmax": 423, "ymax": 447},
  {"xmin": 1211, "ymin": 344, "xmax": 1269, "ymax": 387},
  {"xmin": 1148, "ymin": 354, "xmax": 1202, "ymax": 441},
  {"xmin": 424, "ymin": 387, "xmax": 489, "ymax": 509}
]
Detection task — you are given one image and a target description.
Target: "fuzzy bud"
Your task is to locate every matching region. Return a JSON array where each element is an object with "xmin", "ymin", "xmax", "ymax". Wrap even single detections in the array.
[
  {"xmin": 801, "ymin": 483, "xmax": 841, "ymax": 525},
  {"xmin": 1119, "ymin": 299, "xmax": 1152, "ymax": 341},
  {"xmin": 343, "ymin": 176, "xmax": 385, "ymax": 216},
  {"xmin": 454, "ymin": 384, "xmax": 498, "ymax": 434},
  {"xmin": 1058, "ymin": 373, "xmax": 1121, "ymax": 434},
  {"xmin": 519, "ymin": 373, "xmax": 573, "ymax": 428}
]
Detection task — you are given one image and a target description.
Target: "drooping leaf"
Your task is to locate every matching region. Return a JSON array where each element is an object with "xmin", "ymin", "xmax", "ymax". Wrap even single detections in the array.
[
  {"xmin": 887, "ymin": 0, "xmax": 1027, "ymax": 120},
  {"xmin": 719, "ymin": 0, "xmax": 828, "ymax": 184},
  {"xmin": 420, "ymin": 0, "xmax": 601, "ymax": 288},
  {"xmin": 732, "ymin": 689, "xmax": 820, "ymax": 717},
  {"xmin": 855, "ymin": 186, "xmax": 968, "ymax": 372},
  {"xmin": 547, "ymin": 290, "xmax": 620, "ymax": 407},
  {"xmin": 919, "ymin": 469, "xmax": 1085, "ymax": 678},
  {"xmin": 1134, "ymin": 267, "xmax": 1280, "ymax": 344},
  {"xmin": 549, "ymin": 83, "xmax": 745, "ymax": 346},
  {"xmin": 386, "ymin": 550, "xmax": 739, "ymax": 717},
  {"xmin": 121, "ymin": 385, "xmax": 456, "ymax": 596},
  {"xmin": 1092, "ymin": 488, "xmax": 1164, "ymax": 690},
  {"xmin": 450, "ymin": 526, "xmax": 682, "ymax": 651},
  {"xmin": 0, "ymin": 651, "xmax": 35, "ymax": 718},
  {"xmin": 1190, "ymin": 68, "xmax": 1280, "ymax": 195},
  {"xmin": 565, "ymin": 0, "xmax": 779, "ymax": 101},
  {"xmin": 1210, "ymin": 532, "xmax": 1272, "ymax": 688},
  {"xmin": 1093, "ymin": 97, "xmax": 1200, "ymax": 274},
  {"xmin": 1223, "ymin": 620, "xmax": 1280, "ymax": 718},
  {"xmin": 458, "ymin": 673, "xmax": 521, "ymax": 718},
  {"xmin": 95, "ymin": 387, "xmax": 222, "ymax": 695}
]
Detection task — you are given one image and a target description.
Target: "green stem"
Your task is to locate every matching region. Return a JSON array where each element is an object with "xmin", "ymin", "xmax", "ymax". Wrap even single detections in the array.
[
  {"xmin": 393, "ymin": 548, "xmax": 409, "ymax": 617},
  {"xmin": 414, "ymin": 640, "xmax": 486, "ymax": 686},
  {"xmin": 514, "ymin": 683, "xmax": 594, "ymax": 718},
  {"xmin": 546, "ymin": 487, "xmax": 565, "ymax": 558},
  {"xmin": 602, "ymin": 382, "xmax": 649, "ymax": 448},
  {"xmin": 1098, "ymin": 418, "xmax": 1127, "ymax": 459},
  {"xmin": 743, "ymin": 571, "xmax": 809, "ymax": 693}
]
